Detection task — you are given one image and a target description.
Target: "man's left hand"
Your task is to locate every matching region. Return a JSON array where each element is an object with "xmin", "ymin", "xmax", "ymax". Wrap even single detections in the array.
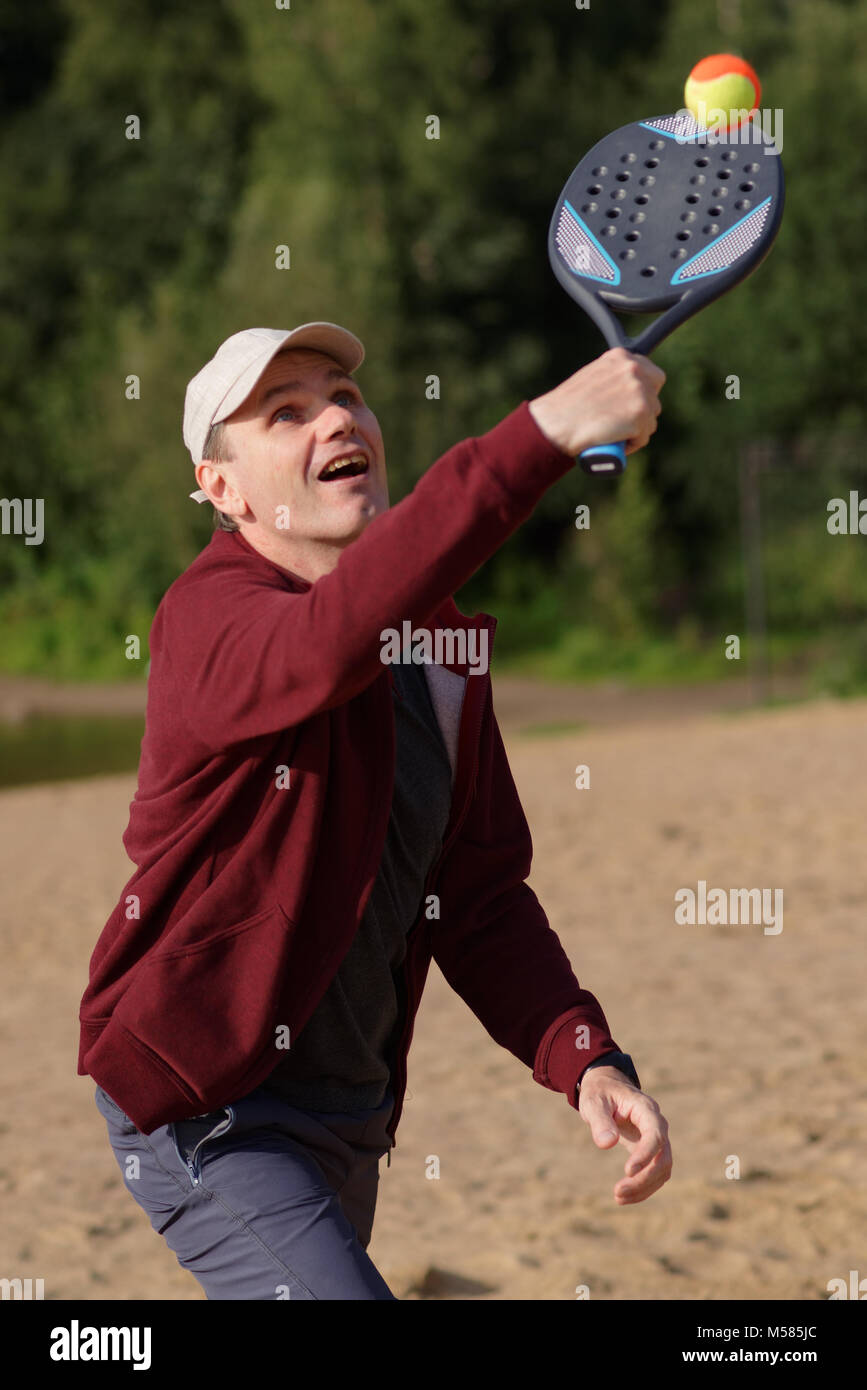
[{"xmin": 578, "ymin": 1066, "xmax": 672, "ymax": 1205}]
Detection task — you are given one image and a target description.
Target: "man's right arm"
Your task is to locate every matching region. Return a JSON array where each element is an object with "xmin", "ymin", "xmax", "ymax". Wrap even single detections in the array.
[{"xmin": 160, "ymin": 349, "xmax": 665, "ymax": 753}]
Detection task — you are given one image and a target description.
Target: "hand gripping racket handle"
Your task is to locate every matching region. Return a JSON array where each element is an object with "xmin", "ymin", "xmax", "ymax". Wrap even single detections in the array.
[{"xmin": 577, "ymin": 441, "xmax": 627, "ymax": 476}]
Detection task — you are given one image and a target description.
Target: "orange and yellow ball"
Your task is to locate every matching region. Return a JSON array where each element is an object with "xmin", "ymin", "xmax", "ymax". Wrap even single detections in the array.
[{"xmin": 685, "ymin": 54, "xmax": 761, "ymax": 131}]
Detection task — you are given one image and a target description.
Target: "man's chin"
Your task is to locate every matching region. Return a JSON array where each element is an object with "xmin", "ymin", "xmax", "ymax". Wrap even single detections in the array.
[{"xmin": 330, "ymin": 496, "xmax": 387, "ymax": 536}]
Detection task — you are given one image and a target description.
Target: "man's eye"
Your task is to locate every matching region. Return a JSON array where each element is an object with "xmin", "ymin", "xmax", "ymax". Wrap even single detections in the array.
[{"xmin": 274, "ymin": 391, "xmax": 357, "ymax": 423}]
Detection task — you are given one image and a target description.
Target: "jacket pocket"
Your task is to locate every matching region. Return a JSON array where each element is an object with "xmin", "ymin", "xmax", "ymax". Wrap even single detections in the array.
[{"xmin": 112, "ymin": 902, "xmax": 294, "ymax": 1109}]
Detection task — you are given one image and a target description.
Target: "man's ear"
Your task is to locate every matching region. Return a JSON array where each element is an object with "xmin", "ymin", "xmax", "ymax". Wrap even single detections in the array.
[{"xmin": 195, "ymin": 460, "xmax": 225, "ymax": 506}]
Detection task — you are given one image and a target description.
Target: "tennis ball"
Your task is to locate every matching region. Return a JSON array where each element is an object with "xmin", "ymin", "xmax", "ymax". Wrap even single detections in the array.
[{"xmin": 684, "ymin": 54, "xmax": 761, "ymax": 131}]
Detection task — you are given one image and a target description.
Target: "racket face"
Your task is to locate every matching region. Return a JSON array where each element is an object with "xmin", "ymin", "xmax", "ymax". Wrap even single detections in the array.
[{"xmin": 549, "ymin": 111, "xmax": 784, "ymax": 351}]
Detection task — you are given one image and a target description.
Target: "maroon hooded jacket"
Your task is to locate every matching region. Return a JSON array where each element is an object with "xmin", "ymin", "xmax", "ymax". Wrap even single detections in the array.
[{"xmin": 77, "ymin": 400, "xmax": 623, "ymax": 1143}]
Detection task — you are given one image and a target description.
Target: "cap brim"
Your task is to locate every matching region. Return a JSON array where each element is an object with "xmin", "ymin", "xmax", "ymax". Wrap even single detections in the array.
[{"xmin": 211, "ymin": 322, "xmax": 365, "ymax": 429}]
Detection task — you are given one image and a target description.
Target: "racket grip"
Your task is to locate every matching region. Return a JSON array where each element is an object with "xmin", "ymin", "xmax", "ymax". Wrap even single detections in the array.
[{"xmin": 577, "ymin": 441, "xmax": 627, "ymax": 476}]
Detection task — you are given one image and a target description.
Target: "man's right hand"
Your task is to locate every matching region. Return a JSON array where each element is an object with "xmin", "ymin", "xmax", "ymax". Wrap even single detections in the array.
[{"xmin": 528, "ymin": 347, "xmax": 666, "ymax": 460}]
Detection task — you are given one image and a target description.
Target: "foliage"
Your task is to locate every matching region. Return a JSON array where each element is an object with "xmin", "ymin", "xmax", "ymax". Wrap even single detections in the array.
[{"xmin": 0, "ymin": 0, "xmax": 864, "ymax": 682}]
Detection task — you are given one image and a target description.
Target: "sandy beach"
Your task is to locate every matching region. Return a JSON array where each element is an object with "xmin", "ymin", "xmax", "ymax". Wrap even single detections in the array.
[{"xmin": 1, "ymin": 684, "xmax": 864, "ymax": 1300}]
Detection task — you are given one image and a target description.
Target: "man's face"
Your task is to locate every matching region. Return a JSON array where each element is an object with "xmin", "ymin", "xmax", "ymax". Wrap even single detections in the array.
[{"xmin": 196, "ymin": 347, "xmax": 388, "ymax": 580}]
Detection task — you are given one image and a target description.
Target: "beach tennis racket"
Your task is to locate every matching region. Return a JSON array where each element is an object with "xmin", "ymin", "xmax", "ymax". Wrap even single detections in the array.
[{"xmin": 548, "ymin": 110, "xmax": 784, "ymax": 474}]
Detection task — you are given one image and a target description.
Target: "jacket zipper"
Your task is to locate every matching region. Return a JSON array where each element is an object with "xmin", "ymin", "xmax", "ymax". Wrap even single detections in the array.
[{"xmin": 384, "ymin": 619, "xmax": 494, "ymax": 1159}]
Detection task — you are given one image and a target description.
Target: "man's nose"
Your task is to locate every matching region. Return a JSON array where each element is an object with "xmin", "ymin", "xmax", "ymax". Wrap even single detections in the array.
[{"xmin": 317, "ymin": 402, "xmax": 355, "ymax": 436}]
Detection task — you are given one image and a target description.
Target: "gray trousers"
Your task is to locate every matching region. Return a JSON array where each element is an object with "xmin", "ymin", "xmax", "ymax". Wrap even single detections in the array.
[{"xmin": 94, "ymin": 1082, "xmax": 397, "ymax": 1300}]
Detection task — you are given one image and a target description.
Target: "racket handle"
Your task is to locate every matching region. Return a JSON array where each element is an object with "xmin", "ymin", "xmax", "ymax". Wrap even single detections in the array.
[{"xmin": 577, "ymin": 441, "xmax": 627, "ymax": 476}]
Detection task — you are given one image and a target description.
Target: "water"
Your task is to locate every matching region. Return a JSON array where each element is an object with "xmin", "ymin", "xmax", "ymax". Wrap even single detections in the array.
[{"xmin": 0, "ymin": 714, "xmax": 145, "ymax": 789}]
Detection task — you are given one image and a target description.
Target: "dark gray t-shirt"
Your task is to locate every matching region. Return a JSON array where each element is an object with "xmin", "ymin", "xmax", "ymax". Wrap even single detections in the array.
[{"xmin": 262, "ymin": 659, "xmax": 453, "ymax": 1112}]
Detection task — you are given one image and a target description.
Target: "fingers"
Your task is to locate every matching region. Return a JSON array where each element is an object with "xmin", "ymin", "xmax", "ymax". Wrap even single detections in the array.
[
  {"xmin": 580, "ymin": 1077, "xmax": 673, "ymax": 1204},
  {"xmin": 604, "ymin": 349, "xmax": 665, "ymax": 456},
  {"xmin": 624, "ymin": 415, "xmax": 659, "ymax": 456},
  {"xmin": 635, "ymin": 353, "xmax": 667, "ymax": 393},
  {"xmin": 603, "ymin": 346, "xmax": 666, "ymax": 390},
  {"xmin": 624, "ymin": 430, "xmax": 651, "ymax": 456},
  {"xmin": 621, "ymin": 1097, "xmax": 668, "ymax": 1172},
  {"xmin": 615, "ymin": 1100, "xmax": 672, "ymax": 1203},
  {"xmin": 588, "ymin": 1117, "xmax": 621, "ymax": 1149},
  {"xmin": 614, "ymin": 1138, "xmax": 673, "ymax": 1205}
]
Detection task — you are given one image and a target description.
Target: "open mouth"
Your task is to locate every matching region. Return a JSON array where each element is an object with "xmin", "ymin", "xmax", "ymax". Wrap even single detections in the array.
[{"xmin": 318, "ymin": 453, "xmax": 370, "ymax": 482}]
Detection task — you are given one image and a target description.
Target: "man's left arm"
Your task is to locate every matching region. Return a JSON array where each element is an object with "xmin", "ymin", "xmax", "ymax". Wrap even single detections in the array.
[{"xmin": 429, "ymin": 683, "xmax": 671, "ymax": 1204}]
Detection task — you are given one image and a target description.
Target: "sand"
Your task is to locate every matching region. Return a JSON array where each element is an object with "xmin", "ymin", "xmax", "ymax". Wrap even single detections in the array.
[{"xmin": 1, "ymin": 686, "xmax": 864, "ymax": 1301}]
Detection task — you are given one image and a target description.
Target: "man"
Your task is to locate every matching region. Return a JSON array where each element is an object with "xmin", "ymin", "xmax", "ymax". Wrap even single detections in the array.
[{"xmin": 79, "ymin": 322, "xmax": 671, "ymax": 1301}]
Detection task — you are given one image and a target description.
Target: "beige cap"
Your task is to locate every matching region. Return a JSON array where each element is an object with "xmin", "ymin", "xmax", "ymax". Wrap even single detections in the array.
[{"xmin": 184, "ymin": 323, "xmax": 365, "ymax": 501}]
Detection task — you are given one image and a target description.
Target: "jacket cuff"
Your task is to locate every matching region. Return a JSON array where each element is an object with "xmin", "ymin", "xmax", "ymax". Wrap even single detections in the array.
[{"xmin": 533, "ymin": 1006, "xmax": 621, "ymax": 1114}]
